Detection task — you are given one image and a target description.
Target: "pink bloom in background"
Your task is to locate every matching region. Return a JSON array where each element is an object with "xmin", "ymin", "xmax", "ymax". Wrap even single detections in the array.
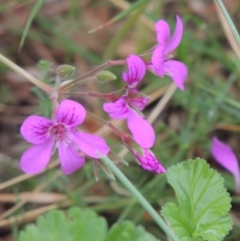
[
  {"xmin": 20, "ymin": 100, "xmax": 110, "ymax": 175},
  {"xmin": 133, "ymin": 148, "xmax": 166, "ymax": 174},
  {"xmin": 149, "ymin": 15, "xmax": 188, "ymax": 90},
  {"xmin": 211, "ymin": 137, "xmax": 240, "ymax": 193},
  {"xmin": 122, "ymin": 54, "xmax": 146, "ymax": 89}
]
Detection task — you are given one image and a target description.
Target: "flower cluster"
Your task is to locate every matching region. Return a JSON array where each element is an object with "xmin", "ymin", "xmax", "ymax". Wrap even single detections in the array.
[{"xmin": 20, "ymin": 15, "xmax": 187, "ymax": 176}]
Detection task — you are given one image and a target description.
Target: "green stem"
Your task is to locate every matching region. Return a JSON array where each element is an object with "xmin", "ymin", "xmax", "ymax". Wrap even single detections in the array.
[
  {"xmin": 99, "ymin": 154, "xmax": 180, "ymax": 241},
  {"xmin": 60, "ymin": 59, "xmax": 126, "ymax": 91},
  {"xmin": 216, "ymin": 0, "xmax": 240, "ymax": 48}
]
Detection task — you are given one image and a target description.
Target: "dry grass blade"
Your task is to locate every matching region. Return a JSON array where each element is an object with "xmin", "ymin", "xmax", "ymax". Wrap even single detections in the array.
[
  {"xmin": 147, "ymin": 84, "xmax": 177, "ymax": 124},
  {"xmin": 0, "ymin": 160, "xmax": 59, "ymax": 191},
  {"xmin": 214, "ymin": 123, "xmax": 240, "ymax": 132},
  {"xmin": 0, "ymin": 53, "xmax": 52, "ymax": 94},
  {"xmin": 0, "ymin": 171, "xmax": 62, "ymax": 219},
  {"xmin": 0, "ymin": 201, "xmax": 71, "ymax": 228},
  {"xmin": 0, "ymin": 193, "xmax": 66, "ymax": 204}
]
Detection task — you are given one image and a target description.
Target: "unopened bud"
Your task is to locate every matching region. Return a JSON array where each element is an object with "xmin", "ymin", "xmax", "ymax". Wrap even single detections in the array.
[
  {"xmin": 97, "ymin": 71, "xmax": 117, "ymax": 82},
  {"xmin": 56, "ymin": 65, "xmax": 75, "ymax": 80}
]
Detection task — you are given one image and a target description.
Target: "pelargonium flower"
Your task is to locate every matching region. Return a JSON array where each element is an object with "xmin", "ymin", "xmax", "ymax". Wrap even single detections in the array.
[
  {"xmin": 20, "ymin": 100, "xmax": 110, "ymax": 175},
  {"xmin": 211, "ymin": 137, "xmax": 240, "ymax": 193},
  {"xmin": 103, "ymin": 89, "xmax": 154, "ymax": 149},
  {"xmin": 122, "ymin": 54, "xmax": 146, "ymax": 89},
  {"xmin": 149, "ymin": 15, "xmax": 188, "ymax": 90},
  {"xmin": 133, "ymin": 148, "xmax": 166, "ymax": 174}
]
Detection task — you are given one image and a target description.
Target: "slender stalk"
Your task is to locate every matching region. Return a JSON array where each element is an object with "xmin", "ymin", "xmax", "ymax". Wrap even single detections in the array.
[
  {"xmin": 215, "ymin": 0, "xmax": 240, "ymax": 48},
  {"xmin": 99, "ymin": 154, "xmax": 180, "ymax": 241},
  {"xmin": 60, "ymin": 59, "xmax": 126, "ymax": 91},
  {"xmin": 0, "ymin": 53, "xmax": 52, "ymax": 94}
]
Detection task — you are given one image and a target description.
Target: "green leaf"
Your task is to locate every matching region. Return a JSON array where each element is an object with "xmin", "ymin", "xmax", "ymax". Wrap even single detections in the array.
[
  {"xmin": 19, "ymin": 208, "xmax": 107, "ymax": 241},
  {"xmin": 161, "ymin": 158, "xmax": 232, "ymax": 241},
  {"xmin": 67, "ymin": 208, "xmax": 107, "ymax": 241},
  {"xmin": 19, "ymin": 208, "xmax": 160, "ymax": 241},
  {"xmin": 104, "ymin": 221, "xmax": 160, "ymax": 241}
]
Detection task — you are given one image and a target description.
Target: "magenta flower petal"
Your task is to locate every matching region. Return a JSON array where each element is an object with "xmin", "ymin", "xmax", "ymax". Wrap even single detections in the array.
[
  {"xmin": 20, "ymin": 116, "xmax": 53, "ymax": 145},
  {"xmin": 211, "ymin": 137, "xmax": 240, "ymax": 192},
  {"xmin": 155, "ymin": 19, "xmax": 170, "ymax": 45},
  {"xmin": 164, "ymin": 15, "xmax": 183, "ymax": 55},
  {"xmin": 58, "ymin": 142, "xmax": 85, "ymax": 175},
  {"xmin": 122, "ymin": 55, "xmax": 146, "ymax": 88},
  {"xmin": 128, "ymin": 95, "xmax": 149, "ymax": 111},
  {"xmin": 103, "ymin": 98, "xmax": 130, "ymax": 119},
  {"xmin": 70, "ymin": 132, "xmax": 110, "ymax": 158},
  {"xmin": 56, "ymin": 100, "xmax": 86, "ymax": 128},
  {"xmin": 164, "ymin": 60, "xmax": 188, "ymax": 90},
  {"xmin": 133, "ymin": 149, "xmax": 165, "ymax": 174},
  {"xmin": 127, "ymin": 109, "xmax": 155, "ymax": 148},
  {"xmin": 20, "ymin": 137, "xmax": 55, "ymax": 174},
  {"xmin": 151, "ymin": 45, "xmax": 165, "ymax": 77}
]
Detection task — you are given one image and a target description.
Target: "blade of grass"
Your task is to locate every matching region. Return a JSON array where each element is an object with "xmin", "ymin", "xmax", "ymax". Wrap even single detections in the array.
[
  {"xmin": 19, "ymin": 0, "xmax": 45, "ymax": 51},
  {"xmin": 215, "ymin": 0, "xmax": 240, "ymax": 49},
  {"xmin": 198, "ymin": 83, "xmax": 240, "ymax": 109},
  {"xmin": 104, "ymin": 0, "xmax": 149, "ymax": 59},
  {"xmin": 89, "ymin": 0, "xmax": 148, "ymax": 33}
]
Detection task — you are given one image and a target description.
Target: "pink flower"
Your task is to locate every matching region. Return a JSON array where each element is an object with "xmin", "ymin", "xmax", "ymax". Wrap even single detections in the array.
[
  {"xmin": 211, "ymin": 137, "xmax": 240, "ymax": 193},
  {"xmin": 133, "ymin": 148, "xmax": 166, "ymax": 174},
  {"xmin": 20, "ymin": 100, "xmax": 110, "ymax": 175},
  {"xmin": 149, "ymin": 15, "xmax": 188, "ymax": 90},
  {"xmin": 122, "ymin": 54, "xmax": 146, "ymax": 89},
  {"xmin": 103, "ymin": 90, "xmax": 155, "ymax": 149},
  {"xmin": 104, "ymin": 54, "xmax": 154, "ymax": 148}
]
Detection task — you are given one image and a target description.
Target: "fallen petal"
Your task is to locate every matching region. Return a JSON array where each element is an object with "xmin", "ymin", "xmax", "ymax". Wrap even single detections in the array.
[
  {"xmin": 70, "ymin": 132, "xmax": 110, "ymax": 158},
  {"xmin": 122, "ymin": 54, "xmax": 146, "ymax": 88},
  {"xmin": 58, "ymin": 142, "xmax": 85, "ymax": 175},
  {"xmin": 127, "ymin": 109, "xmax": 155, "ymax": 148},
  {"xmin": 164, "ymin": 60, "xmax": 188, "ymax": 90},
  {"xmin": 103, "ymin": 98, "xmax": 130, "ymax": 119},
  {"xmin": 211, "ymin": 137, "xmax": 240, "ymax": 193},
  {"xmin": 164, "ymin": 15, "xmax": 183, "ymax": 54},
  {"xmin": 155, "ymin": 19, "xmax": 170, "ymax": 45},
  {"xmin": 56, "ymin": 100, "xmax": 86, "ymax": 128},
  {"xmin": 20, "ymin": 116, "xmax": 53, "ymax": 144},
  {"xmin": 20, "ymin": 137, "xmax": 55, "ymax": 174}
]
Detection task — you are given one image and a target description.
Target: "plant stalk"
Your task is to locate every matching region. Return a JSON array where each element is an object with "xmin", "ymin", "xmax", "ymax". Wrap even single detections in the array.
[{"xmin": 99, "ymin": 154, "xmax": 180, "ymax": 241}]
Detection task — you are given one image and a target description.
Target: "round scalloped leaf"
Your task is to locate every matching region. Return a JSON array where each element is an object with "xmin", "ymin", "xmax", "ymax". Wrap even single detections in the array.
[
  {"xmin": 19, "ymin": 208, "xmax": 107, "ymax": 241},
  {"xmin": 161, "ymin": 158, "xmax": 232, "ymax": 241},
  {"xmin": 19, "ymin": 208, "xmax": 160, "ymax": 241},
  {"xmin": 105, "ymin": 221, "xmax": 160, "ymax": 241}
]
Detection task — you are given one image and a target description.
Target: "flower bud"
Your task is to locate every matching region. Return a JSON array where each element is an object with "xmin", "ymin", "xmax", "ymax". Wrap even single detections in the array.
[
  {"xmin": 56, "ymin": 65, "xmax": 75, "ymax": 80},
  {"xmin": 97, "ymin": 71, "xmax": 117, "ymax": 82}
]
